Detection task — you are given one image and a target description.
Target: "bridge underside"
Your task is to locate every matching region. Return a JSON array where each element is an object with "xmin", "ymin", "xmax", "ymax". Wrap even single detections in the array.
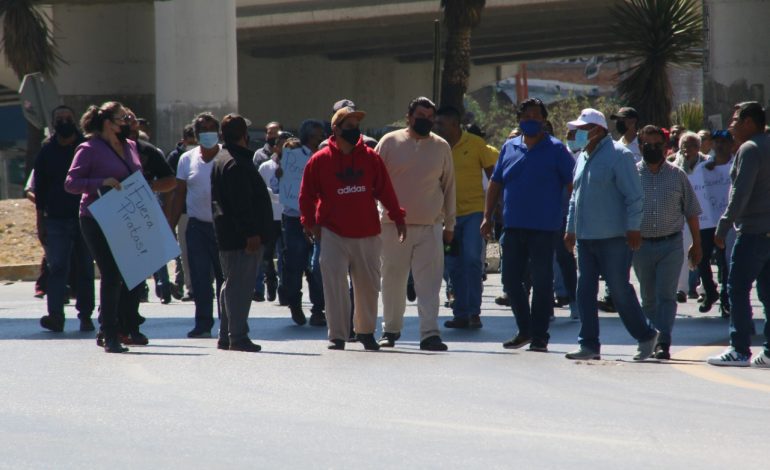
[{"xmin": 237, "ymin": 0, "xmax": 625, "ymax": 65}]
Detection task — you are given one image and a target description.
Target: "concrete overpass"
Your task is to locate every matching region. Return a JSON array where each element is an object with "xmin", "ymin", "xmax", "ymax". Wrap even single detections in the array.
[{"xmin": 0, "ymin": 0, "xmax": 767, "ymax": 153}]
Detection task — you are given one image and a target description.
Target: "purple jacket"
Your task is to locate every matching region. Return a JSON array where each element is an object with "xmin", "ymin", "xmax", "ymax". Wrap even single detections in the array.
[{"xmin": 65, "ymin": 137, "xmax": 142, "ymax": 218}]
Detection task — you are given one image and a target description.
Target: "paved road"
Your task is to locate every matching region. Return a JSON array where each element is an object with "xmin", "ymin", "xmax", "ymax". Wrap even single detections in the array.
[{"xmin": 0, "ymin": 274, "xmax": 767, "ymax": 469}]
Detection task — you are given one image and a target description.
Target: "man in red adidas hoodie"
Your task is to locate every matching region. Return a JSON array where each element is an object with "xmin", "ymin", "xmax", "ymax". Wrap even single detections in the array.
[{"xmin": 299, "ymin": 106, "xmax": 406, "ymax": 351}]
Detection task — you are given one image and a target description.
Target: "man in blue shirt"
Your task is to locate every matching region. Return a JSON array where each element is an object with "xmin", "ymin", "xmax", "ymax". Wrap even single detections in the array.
[
  {"xmin": 481, "ymin": 98, "xmax": 575, "ymax": 352},
  {"xmin": 564, "ymin": 108, "xmax": 658, "ymax": 361}
]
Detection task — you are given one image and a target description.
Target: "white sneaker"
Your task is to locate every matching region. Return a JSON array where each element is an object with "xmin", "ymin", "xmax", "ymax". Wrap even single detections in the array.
[
  {"xmin": 707, "ymin": 347, "xmax": 751, "ymax": 367},
  {"xmin": 750, "ymin": 351, "xmax": 770, "ymax": 368}
]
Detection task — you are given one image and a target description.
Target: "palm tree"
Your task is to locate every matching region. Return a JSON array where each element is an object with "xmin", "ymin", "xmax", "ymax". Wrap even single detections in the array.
[
  {"xmin": 610, "ymin": 0, "xmax": 703, "ymax": 128},
  {"xmin": 0, "ymin": 0, "xmax": 63, "ymax": 176},
  {"xmin": 439, "ymin": 0, "xmax": 486, "ymax": 113}
]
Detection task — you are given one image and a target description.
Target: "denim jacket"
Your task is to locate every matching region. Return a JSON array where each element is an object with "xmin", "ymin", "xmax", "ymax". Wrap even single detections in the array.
[{"xmin": 567, "ymin": 135, "xmax": 643, "ymax": 239}]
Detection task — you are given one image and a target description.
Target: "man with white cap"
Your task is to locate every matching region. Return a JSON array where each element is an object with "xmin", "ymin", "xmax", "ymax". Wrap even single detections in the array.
[
  {"xmin": 564, "ymin": 108, "xmax": 659, "ymax": 361},
  {"xmin": 299, "ymin": 106, "xmax": 406, "ymax": 351}
]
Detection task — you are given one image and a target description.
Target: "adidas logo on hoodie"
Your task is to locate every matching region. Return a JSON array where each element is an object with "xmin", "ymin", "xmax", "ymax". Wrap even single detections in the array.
[{"xmin": 337, "ymin": 185, "xmax": 367, "ymax": 195}]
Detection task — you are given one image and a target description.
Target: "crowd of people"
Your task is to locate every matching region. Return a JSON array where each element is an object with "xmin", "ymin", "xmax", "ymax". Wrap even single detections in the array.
[{"xmin": 26, "ymin": 95, "xmax": 770, "ymax": 368}]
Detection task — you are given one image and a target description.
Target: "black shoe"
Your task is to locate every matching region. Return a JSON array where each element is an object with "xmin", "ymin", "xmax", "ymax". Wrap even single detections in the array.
[
  {"xmin": 170, "ymin": 283, "xmax": 183, "ymax": 300},
  {"xmin": 420, "ymin": 335, "xmax": 448, "ymax": 351},
  {"xmin": 528, "ymin": 339, "xmax": 549, "ymax": 352},
  {"xmin": 379, "ymin": 332, "xmax": 401, "ymax": 347},
  {"xmin": 687, "ymin": 290, "xmax": 699, "ymax": 299},
  {"xmin": 308, "ymin": 311, "xmax": 327, "ymax": 327},
  {"xmin": 676, "ymin": 291, "xmax": 687, "ymax": 303},
  {"xmin": 187, "ymin": 328, "xmax": 212, "ymax": 338},
  {"xmin": 137, "ymin": 314, "xmax": 146, "ymax": 326},
  {"xmin": 597, "ymin": 297, "xmax": 616, "ymax": 312},
  {"xmin": 253, "ymin": 292, "xmax": 265, "ymax": 302},
  {"xmin": 699, "ymin": 292, "xmax": 720, "ymax": 313},
  {"xmin": 444, "ymin": 317, "xmax": 470, "ymax": 329},
  {"xmin": 181, "ymin": 294, "xmax": 194, "ymax": 302},
  {"xmin": 79, "ymin": 317, "xmax": 95, "ymax": 332},
  {"xmin": 161, "ymin": 288, "xmax": 172, "ymax": 304},
  {"xmin": 217, "ymin": 340, "xmax": 230, "ymax": 350},
  {"xmin": 654, "ymin": 343, "xmax": 670, "ymax": 360},
  {"xmin": 469, "ymin": 315, "xmax": 483, "ymax": 329},
  {"xmin": 121, "ymin": 331, "xmax": 149, "ymax": 346},
  {"xmin": 328, "ymin": 339, "xmax": 345, "ymax": 350},
  {"xmin": 407, "ymin": 283, "xmax": 417, "ymax": 302},
  {"xmin": 289, "ymin": 305, "xmax": 307, "ymax": 326},
  {"xmin": 266, "ymin": 282, "xmax": 277, "ymax": 302},
  {"xmin": 40, "ymin": 315, "xmax": 64, "ymax": 332},
  {"xmin": 104, "ymin": 337, "xmax": 129, "ymax": 353},
  {"xmin": 503, "ymin": 334, "xmax": 532, "ymax": 349},
  {"xmin": 229, "ymin": 339, "xmax": 262, "ymax": 352},
  {"xmin": 140, "ymin": 284, "xmax": 149, "ymax": 303},
  {"xmin": 96, "ymin": 332, "xmax": 105, "ymax": 347},
  {"xmin": 348, "ymin": 330, "xmax": 358, "ymax": 342},
  {"xmin": 494, "ymin": 294, "xmax": 511, "ymax": 306},
  {"xmin": 554, "ymin": 296, "xmax": 570, "ymax": 307},
  {"xmin": 356, "ymin": 333, "xmax": 381, "ymax": 351}
]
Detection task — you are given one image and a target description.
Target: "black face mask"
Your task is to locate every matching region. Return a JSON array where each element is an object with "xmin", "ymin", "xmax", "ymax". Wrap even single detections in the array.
[
  {"xmin": 411, "ymin": 118, "xmax": 433, "ymax": 137},
  {"xmin": 340, "ymin": 128, "xmax": 361, "ymax": 146},
  {"xmin": 266, "ymin": 137, "xmax": 277, "ymax": 147},
  {"xmin": 615, "ymin": 120, "xmax": 628, "ymax": 135},
  {"xmin": 55, "ymin": 120, "xmax": 77, "ymax": 139},
  {"xmin": 642, "ymin": 143, "xmax": 665, "ymax": 165},
  {"xmin": 117, "ymin": 124, "xmax": 131, "ymax": 142}
]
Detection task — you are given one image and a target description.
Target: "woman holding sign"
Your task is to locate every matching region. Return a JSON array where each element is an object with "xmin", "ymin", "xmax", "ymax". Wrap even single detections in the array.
[{"xmin": 65, "ymin": 101, "xmax": 143, "ymax": 354}]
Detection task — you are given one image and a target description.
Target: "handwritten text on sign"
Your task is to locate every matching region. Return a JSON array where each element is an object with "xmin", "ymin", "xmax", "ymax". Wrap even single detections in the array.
[
  {"xmin": 89, "ymin": 171, "xmax": 181, "ymax": 289},
  {"xmin": 688, "ymin": 161, "xmax": 732, "ymax": 229},
  {"xmin": 279, "ymin": 147, "xmax": 311, "ymax": 211}
]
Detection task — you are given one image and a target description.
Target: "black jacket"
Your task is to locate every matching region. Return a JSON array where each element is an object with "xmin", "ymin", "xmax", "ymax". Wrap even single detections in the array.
[
  {"xmin": 33, "ymin": 133, "xmax": 86, "ymax": 218},
  {"xmin": 211, "ymin": 143, "xmax": 274, "ymax": 250}
]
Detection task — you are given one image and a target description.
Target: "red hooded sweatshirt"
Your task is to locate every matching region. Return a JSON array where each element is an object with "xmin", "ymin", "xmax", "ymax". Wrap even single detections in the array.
[{"xmin": 299, "ymin": 136, "xmax": 406, "ymax": 238}]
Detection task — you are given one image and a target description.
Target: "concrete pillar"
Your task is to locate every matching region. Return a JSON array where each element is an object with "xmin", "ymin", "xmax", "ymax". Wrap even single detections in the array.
[
  {"xmin": 154, "ymin": 0, "xmax": 238, "ymax": 152},
  {"xmin": 703, "ymin": 0, "xmax": 770, "ymax": 128},
  {"xmin": 52, "ymin": 2, "xmax": 156, "ymax": 130}
]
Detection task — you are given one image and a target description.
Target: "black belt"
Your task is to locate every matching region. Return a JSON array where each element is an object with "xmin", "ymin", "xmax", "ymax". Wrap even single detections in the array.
[{"xmin": 642, "ymin": 232, "xmax": 680, "ymax": 242}]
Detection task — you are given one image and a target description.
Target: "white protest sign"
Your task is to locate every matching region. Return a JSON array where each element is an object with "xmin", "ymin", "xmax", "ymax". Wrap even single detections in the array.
[
  {"xmin": 278, "ymin": 146, "xmax": 311, "ymax": 211},
  {"xmin": 689, "ymin": 162, "xmax": 732, "ymax": 229},
  {"xmin": 89, "ymin": 171, "xmax": 181, "ymax": 289}
]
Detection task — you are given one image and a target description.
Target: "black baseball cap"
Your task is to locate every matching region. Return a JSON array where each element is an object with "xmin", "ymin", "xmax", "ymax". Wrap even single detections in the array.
[
  {"xmin": 333, "ymin": 99, "xmax": 356, "ymax": 112},
  {"xmin": 610, "ymin": 107, "xmax": 639, "ymax": 120}
]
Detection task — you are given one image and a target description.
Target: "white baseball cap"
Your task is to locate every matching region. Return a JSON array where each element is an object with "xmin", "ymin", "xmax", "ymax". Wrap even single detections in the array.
[{"xmin": 567, "ymin": 108, "xmax": 608, "ymax": 130}]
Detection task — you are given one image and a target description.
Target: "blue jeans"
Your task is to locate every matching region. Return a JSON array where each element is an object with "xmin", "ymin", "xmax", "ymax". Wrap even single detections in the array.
[
  {"xmin": 447, "ymin": 212, "xmax": 483, "ymax": 318},
  {"xmin": 501, "ymin": 228, "xmax": 555, "ymax": 342},
  {"xmin": 576, "ymin": 237, "xmax": 656, "ymax": 352},
  {"xmin": 632, "ymin": 234, "xmax": 683, "ymax": 346},
  {"xmin": 44, "ymin": 217, "xmax": 94, "ymax": 318},
  {"xmin": 728, "ymin": 232, "xmax": 770, "ymax": 355},
  {"xmin": 281, "ymin": 215, "xmax": 324, "ymax": 313},
  {"xmin": 186, "ymin": 218, "xmax": 223, "ymax": 331},
  {"xmin": 554, "ymin": 223, "xmax": 577, "ymax": 302}
]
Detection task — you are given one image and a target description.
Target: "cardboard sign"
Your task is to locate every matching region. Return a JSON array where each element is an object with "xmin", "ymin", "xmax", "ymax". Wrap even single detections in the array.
[
  {"xmin": 89, "ymin": 171, "xmax": 181, "ymax": 289},
  {"xmin": 278, "ymin": 146, "xmax": 311, "ymax": 211},
  {"xmin": 689, "ymin": 162, "xmax": 732, "ymax": 229}
]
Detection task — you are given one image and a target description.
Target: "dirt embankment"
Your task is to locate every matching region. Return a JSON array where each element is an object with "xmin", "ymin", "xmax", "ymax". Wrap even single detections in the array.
[{"xmin": 0, "ymin": 199, "xmax": 43, "ymax": 266}]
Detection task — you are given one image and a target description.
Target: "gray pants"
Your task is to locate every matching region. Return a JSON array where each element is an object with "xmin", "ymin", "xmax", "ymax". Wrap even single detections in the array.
[{"xmin": 219, "ymin": 247, "xmax": 262, "ymax": 344}]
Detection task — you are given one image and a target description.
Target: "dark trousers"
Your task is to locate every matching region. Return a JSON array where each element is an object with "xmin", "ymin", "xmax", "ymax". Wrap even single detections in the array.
[
  {"xmin": 281, "ymin": 215, "xmax": 324, "ymax": 312},
  {"xmin": 43, "ymin": 217, "xmax": 95, "ymax": 319},
  {"xmin": 728, "ymin": 233, "xmax": 770, "ymax": 355},
  {"xmin": 81, "ymin": 217, "xmax": 141, "ymax": 338},
  {"xmin": 186, "ymin": 218, "xmax": 223, "ymax": 331},
  {"xmin": 501, "ymin": 228, "xmax": 556, "ymax": 342},
  {"xmin": 554, "ymin": 223, "xmax": 577, "ymax": 302}
]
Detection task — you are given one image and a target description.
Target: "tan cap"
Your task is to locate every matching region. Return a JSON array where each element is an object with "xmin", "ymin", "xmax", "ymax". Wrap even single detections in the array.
[{"xmin": 331, "ymin": 106, "xmax": 366, "ymax": 127}]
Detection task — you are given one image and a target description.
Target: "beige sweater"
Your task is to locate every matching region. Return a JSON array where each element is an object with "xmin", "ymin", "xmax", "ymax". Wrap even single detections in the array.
[{"xmin": 375, "ymin": 128, "xmax": 456, "ymax": 230}]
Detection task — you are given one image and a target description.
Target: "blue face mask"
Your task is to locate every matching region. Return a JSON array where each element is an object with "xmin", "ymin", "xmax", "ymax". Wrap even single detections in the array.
[
  {"xmin": 567, "ymin": 139, "xmax": 582, "ymax": 152},
  {"xmin": 574, "ymin": 129, "xmax": 590, "ymax": 150},
  {"xmin": 198, "ymin": 132, "xmax": 219, "ymax": 149},
  {"xmin": 519, "ymin": 120, "xmax": 543, "ymax": 137}
]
